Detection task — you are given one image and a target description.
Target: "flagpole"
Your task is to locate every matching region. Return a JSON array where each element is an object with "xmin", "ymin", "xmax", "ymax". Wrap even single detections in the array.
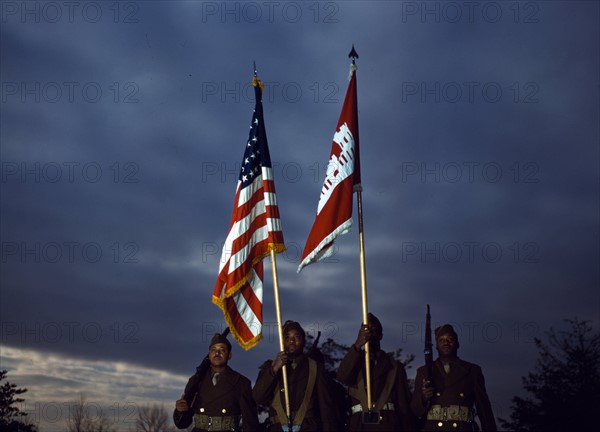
[
  {"xmin": 253, "ymin": 60, "xmax": 291, "ymax": 428},
  {"xmin": 348, "ymin": 45, "xmax": 374, "ymax": 415},
  {"xmin": 269, "ymin": 249, "xmax": 293, "ymax": 428},
  {"xmin": 257, "ymin": 59, "xmax": 292, "ymax": 426},
  {"xmin": 356, "ymin": 186, "xmax": 373, "ymax": 412}
]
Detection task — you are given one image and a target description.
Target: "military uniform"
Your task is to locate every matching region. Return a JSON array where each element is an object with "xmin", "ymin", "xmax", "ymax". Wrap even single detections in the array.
[
  {"xmin": 411, "ymin": 358, "xmax": 497, "ymax": 432},
  {"xmin": 174, "ymin": 366, "xmax": 259, "ymax": 432},
  {"xmin": 337, "ymin": 345, "xmax": 415, "ymax": 431},
  {"xmin": 253, "ymin": 353, "xmax": 336, "ymax": 431}
]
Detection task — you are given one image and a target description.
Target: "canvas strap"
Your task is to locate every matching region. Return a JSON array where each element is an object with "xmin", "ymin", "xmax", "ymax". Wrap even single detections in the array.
[
  {"xmin": 272, "ymin": 358, "xmax": 318, "ymax": 427},
  {"xmin": 348, "ymin": 357, "xmax": 398, "ymax": 412}
]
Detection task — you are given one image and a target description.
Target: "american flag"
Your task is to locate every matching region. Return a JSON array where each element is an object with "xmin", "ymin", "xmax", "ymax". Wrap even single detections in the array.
[
  {"xmin": 212, "ymin": 76, "xmax": 285, "ymax": 350},
  {"xmin": 298, "ymin": 64, "xmax": 360, "ymax": 272}
]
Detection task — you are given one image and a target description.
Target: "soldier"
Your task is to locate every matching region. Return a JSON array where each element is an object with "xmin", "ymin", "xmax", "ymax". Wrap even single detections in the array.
[
  {"xmin": 337, "ymin": 313, "xmax": 415, "ymax": 431},
  {"xmin": 173, "ymin": 332, "xmax": 259, "ymax": 432},
  {"xmin": 253, "ymin": 320, "xmax": 336, "ymax": 431},
  {"xmin": 411, "ymin": 324, "xmax": 497, "ymax": 431}
]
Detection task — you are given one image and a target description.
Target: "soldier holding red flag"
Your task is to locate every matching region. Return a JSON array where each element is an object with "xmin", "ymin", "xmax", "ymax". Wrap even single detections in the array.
[{"xmin": 337, "ymin": 313, "xmax": 415, "ymax": 431}]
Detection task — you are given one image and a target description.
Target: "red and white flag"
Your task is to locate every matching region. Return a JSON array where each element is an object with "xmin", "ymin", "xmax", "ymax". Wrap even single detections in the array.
[
  {"xmin": 298, "ymin": 64, "xmax": 361, "ymax": 272},
  {"xmin": 212, "ymin": 76, "xmax": 285, "ymax": 350}
]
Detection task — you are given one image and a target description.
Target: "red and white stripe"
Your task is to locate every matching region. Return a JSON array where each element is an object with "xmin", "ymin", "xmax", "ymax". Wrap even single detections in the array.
[{"xmin": 213, "ymin": 164, "xmax": 284, "ymax": 349}]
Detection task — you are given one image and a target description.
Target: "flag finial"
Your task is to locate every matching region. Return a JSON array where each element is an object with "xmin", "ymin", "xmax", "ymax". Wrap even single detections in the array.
[
  {"xmin": 252, "ymin": 62, "xmax": 264, "ymax": 90},
  {"xmin": 348, "ymin": 45, "xmax": 359, "ymax": 64}
]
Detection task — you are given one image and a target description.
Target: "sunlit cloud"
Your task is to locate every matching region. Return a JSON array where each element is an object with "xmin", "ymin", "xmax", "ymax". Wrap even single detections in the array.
[{"xmin": 2, "ymin": 346, "xmax": 188, "ymax": 432}]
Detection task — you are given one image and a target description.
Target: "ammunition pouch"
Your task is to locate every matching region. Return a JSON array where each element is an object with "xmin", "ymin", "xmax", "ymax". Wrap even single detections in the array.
[
  {"xmin": 350, "ymin": 402, "xmax": 395, "ymax": 414},
  {"xmin": 193, "ymin": 413, "xmax": 239, "ymax": 431},
  {"xmin": 427, "ymin": 404, "xmax": 473, "ymax": 422}
]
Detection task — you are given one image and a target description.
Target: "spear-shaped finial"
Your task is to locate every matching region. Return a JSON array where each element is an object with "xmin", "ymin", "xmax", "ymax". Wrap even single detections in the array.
[
  {"xmin": 348, "ymin": 44, "xmax": 359, "ymax": 64},
  {"xmin": 252, "ymin": 61, "xmax": 264, "ymax": 90}
]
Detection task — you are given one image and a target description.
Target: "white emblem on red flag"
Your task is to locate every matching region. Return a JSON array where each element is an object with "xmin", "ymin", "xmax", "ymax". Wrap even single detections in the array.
[
  {"xmin": 298, "ymin": 68, "xmax": 360, "ymax": 272},
  {"xmin": 318, "ymin": 123, "xmax": 356, "ymax": 214}
]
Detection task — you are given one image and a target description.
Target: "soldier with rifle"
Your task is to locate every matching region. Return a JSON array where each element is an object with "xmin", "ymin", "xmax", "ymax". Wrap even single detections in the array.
[
  {"xmin": 411, "ymin": 309, "xmax": 497, "ymax": 432},
  {"xmin": 173, "ymin": 329, "xmax": 259, "ymax": 432},
  {"xmin": 253, "ymin": 320, "xmax": 336, "ymax": 431}
]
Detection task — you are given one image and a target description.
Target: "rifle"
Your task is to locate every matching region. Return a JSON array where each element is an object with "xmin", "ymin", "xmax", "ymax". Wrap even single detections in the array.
[
  {"xmin": 414, "ymin": 305, "xmax": 434, "ymax": 429},
  {"xmin": 424, "ymin": 304, "xmax": 433, "ymax": 383},
  {"xmin": 312, "ymin": 330, "xmax": 322, "ymax": 348},
  {"xmin": 306, "ymin": 331, "xmax": 322, "ymax": 363}
]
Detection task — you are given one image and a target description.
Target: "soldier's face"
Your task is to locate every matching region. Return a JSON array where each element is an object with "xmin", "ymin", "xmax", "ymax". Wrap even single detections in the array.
[
  {"xmin": 367, "ymin": 320, "xmax": 383, "ymax": 342},
  {"xmin": 436, "ymin": 333, "xmax": 458, "ymax": 358},
  {"xmin": 284, "ymin": 329, "xmax": 305, "ymax": 356},
  {"xmin": 209, "ymin": 342, "xmax": 231, "ymax": 367}
]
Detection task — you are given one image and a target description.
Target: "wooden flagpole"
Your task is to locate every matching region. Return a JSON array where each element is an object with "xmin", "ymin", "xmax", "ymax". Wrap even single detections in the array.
[
  {"xmin": 269, "ymin": 249, "xmax": 293, "ymax": 428},
  {"xmin": 253, "ymin": 60, "xmax": 291, "ymax": 428},
  {"xmin": 349, "ymin": 45, "xmax": 373, "ymax": 416},
  {"xmin": 356, "ymin": 187, "xmax": 373, "ymax": 413}
]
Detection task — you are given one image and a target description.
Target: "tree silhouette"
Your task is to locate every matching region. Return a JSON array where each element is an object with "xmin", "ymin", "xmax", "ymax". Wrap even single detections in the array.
[
  {"xmin": 0, "ymin": 370, "xmax": 37, "ymax": 432},
  {"xmin": 66, "ymin": 394, "xmax": 116, "ymax": 432},
  {"xmin": 306, "ymin": 334, "xmax": 415, "ymax": 377},
  {"xmin": 134, "ymin": 403, "xmax": 179, "ymax": 432},
  {"xmin": 500, "ymin": 318, "xmax": 600, "ymax": 431}
]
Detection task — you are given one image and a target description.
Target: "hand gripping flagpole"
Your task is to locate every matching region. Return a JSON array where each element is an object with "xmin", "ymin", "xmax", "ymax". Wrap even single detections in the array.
[
  {"xmin": 256, "ymin": 61, "xmax": 292, "ymax": 430},
  {"xmin": 348, "ymin": 46, "xmax": 376, "ymax": 422}
]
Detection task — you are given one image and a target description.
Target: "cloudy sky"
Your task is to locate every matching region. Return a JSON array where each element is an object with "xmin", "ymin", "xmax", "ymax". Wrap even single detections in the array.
[{"xmin": 1, "ymin": 1, "xmax": 598, "ymax": 430}]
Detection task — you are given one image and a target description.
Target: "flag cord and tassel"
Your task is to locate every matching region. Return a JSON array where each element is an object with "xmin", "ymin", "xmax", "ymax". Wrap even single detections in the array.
[{"xmin": 270, "ymin": 249, "xmax": 293, "ymax": 429}]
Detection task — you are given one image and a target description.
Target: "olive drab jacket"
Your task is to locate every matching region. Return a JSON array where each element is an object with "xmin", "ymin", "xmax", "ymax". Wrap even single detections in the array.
[
  {"xmin": 253, "ymin": 353, "xmax": 336, "ymax": 431},
  {"xmin": 337, "ymin": 346, "xmax": 415, "ymax": 431},
  {"xmin": 411, "ymin": 358, "xmax": 497, "ymax": 432},
  {"xmin": 173, "ymin": 366, "xmax": 259, "ymax": 432}
]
